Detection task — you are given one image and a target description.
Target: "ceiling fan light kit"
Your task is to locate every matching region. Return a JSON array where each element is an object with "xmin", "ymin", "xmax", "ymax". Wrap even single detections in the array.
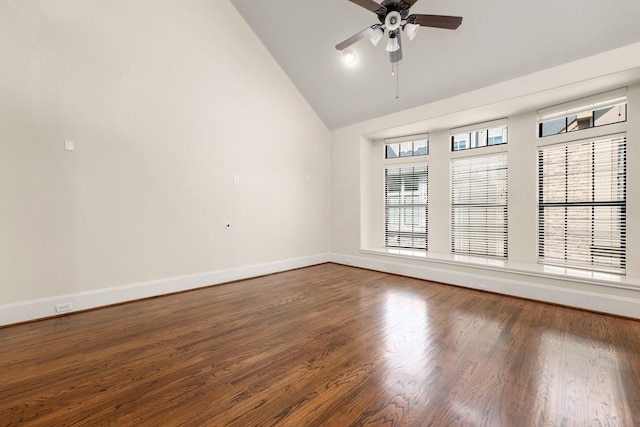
[
  {"xmin": 369, "ymin": 27, "xmax": 384, "ymax": 46},
  {"xmin": 384, "ymin": 11, "xmax": 402, "ymax": 31},
  {"xmin": 385, "ymin": 34, "xmax": 400, "ymax": 52},
  {"xmin": 404, "ymin": 23, "xmax": 419, "ymax": 41},
  {"xmin": 336, "ymin": 0, "xmax": 462, "ymax": 63}
]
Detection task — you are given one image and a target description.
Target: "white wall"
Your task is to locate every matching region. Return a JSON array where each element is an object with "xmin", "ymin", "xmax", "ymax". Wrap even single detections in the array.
[
  {"xmin": 330, "ymin": 43, "xmax": 640, "ymax": 318},
  {"xmin": 0, "ymin": 0, "xmax": 330, "ymax": 322}
]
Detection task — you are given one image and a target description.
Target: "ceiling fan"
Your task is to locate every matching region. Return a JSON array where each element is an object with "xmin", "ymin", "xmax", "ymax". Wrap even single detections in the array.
[{"xmin": 335, "ymin": 0, "xmax": 463, "ymax": 63}]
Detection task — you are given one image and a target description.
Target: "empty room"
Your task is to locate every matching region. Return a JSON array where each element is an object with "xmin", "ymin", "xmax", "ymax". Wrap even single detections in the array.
[{"xmin": 1, "ymin": 0, "xmax": 640, "ymax": 425}]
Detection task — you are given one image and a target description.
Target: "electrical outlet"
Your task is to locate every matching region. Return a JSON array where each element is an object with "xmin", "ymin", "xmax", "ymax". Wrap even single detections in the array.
[{"xmin": 55, "ymin": 302, "xmax": 73, "ymax": 313}]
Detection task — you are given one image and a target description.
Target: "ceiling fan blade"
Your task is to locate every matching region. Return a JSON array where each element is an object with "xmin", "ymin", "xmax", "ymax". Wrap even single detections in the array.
[
  {"xmin": 390, "ymin": 32, "xmax": 403, "ymax": 63},
  {"xmin": 335, "ymin": 26, "xmax": 374, "ymax": 50},
  {"xmin": 348, "ymin": 0, "xmax": 386, "ymax": 14},
  {"xmin": 398, "ymin": 0, "xmax": 419, "ymax": 10},
  {"xmin": 408, "ymin": 14, "xmax": 463, "ymax": 30}
]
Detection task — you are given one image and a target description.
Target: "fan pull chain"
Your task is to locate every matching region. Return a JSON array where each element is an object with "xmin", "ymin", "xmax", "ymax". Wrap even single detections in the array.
[
  {"xmin": 391, "ymin": 62, "xmax": 400, "ymax": 99},
  {"xmin": 390, "ymin": 63, "xmax": 399, "ymax": 99},
  {"xmin": 395, "ymin": 62, "xmax": 399, "ymax": 99}
]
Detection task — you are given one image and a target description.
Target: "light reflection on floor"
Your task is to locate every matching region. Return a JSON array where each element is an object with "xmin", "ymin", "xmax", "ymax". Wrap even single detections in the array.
[
  {"xmin": 383, "ymin": 290, "xmax": 428, "ymax": 386},
  {"xmin": 532, "ymin": 329, "xmax": 631, "ymax": 425}
]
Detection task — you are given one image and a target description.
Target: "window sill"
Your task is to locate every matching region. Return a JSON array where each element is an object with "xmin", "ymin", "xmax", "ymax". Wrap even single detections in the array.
[{"xmin": 359, "ymin": 248, "xmax": 640, "ymax": 291}]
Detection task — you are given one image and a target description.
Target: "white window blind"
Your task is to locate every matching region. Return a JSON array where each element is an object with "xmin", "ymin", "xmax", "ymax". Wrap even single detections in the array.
[
  {"xmin": 385, "ymin": 166, "xmax": 428, "ymax": 250},
  {"xmin": 538, "ymin": 135, "xmax": 626, "ymax": 273},
  {"xmin": 451, "ymin": 153, "xmax": 508, "ymax": 258}
]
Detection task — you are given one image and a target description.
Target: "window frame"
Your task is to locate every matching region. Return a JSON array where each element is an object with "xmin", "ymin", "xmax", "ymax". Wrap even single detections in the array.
[
  {"xmin": 384, "ymin": 164, "xmax": 429, "ymax": 250},
  {"xmin": 384, "ymin": 136, "xmax": 429, "ymax": 159},
  {"xmin": 537, "ymin": 88, "xmax": 628, "ymax": 138},
  {"xmin": 538, "ymin": 103, "xmax": 627, "ymax": 137},
  {"xmin": 383, "ymin": 134, "xmax": 429, "ymax": 251},
  {"xmin": 451, "ymin": 124, "xmax": 508, "ymax": 152}
]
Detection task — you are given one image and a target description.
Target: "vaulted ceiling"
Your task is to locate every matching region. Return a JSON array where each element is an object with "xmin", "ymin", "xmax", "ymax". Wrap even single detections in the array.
[{"xmin": 230, "ymin": 0, "xmax": 640, "ymax": 130}]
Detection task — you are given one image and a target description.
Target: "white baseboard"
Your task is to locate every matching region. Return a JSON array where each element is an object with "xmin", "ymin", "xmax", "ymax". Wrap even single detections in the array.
[
  {"xmin": 4, "ymin": 252, "xmax": 638, "ymax": 326},
  {"xmin": 328, "ymin": 253, "xmax": 640, "ymax": 319},
  {"xmin": 0, "ymin": 254, "xmax": 330, "ymax": 326}
]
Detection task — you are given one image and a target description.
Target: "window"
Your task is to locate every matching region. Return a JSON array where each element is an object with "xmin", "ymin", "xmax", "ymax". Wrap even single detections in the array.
[
  {"xmin": 538, "ymin": 89, "xmax": 627, "ymax": 137},
  {"xmin": 385, "ymin": 138, "xmax": 428, "ymax": 159},
  {"xmin": 451, "ymin": 125, "xmax": 508, "ymax": 152},
  {"xmin": 385, "ymin": 166, "xmax": 428, "ymax": 250},
  {"xmin": 538, "ymin": 104, "xmax": 626, "ymax": 137},
  {"xmin": 538, "ymin": 135, "xmax": 626, "ymax": 273},
  {"xmin": 451, "ymin": 153, "xmax": 508, "ymax": 258}
]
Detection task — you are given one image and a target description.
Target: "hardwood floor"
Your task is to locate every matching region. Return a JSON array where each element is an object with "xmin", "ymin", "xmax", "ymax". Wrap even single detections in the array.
[{"xmin": 1, "ymin": 263, "xmax": 639, "ymax": 426}]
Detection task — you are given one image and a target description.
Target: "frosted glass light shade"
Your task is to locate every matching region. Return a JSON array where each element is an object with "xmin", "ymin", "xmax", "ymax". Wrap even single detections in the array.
[
  {"xmin": 385, "ymin": 36, "xmax": 399, "ymax": 52},
  {"xmin": 404, "ymin": 23, "xmax": 419, "ymax": 41},
  {"xmin": 369, "ymin": 28, "xmax": 384, "ymax": 46}
]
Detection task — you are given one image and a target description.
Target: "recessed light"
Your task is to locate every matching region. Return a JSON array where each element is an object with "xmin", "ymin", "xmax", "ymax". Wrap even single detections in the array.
[{"xmin": 343, "ymin": 50, "xmax": 357, "ymax": 64}]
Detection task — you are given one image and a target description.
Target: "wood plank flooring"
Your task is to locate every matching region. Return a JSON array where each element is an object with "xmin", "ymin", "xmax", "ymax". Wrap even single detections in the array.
[{"xmin": 1, "ymin": 263, "xmax": 639, "ymax": 426}]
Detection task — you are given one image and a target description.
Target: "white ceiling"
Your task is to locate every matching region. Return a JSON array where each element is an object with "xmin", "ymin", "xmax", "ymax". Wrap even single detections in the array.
[{"xmin": 230, "ymin": 0, "xmax": 640, "ymax": 130}]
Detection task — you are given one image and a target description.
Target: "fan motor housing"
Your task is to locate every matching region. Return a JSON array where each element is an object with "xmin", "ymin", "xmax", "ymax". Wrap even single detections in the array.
[{"xmin": 377, "ymin": 0, "xmax": 409, "ymax": 24}]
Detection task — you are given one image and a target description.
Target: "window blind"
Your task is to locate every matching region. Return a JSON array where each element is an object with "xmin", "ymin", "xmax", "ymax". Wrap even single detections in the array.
[
  {"xmin": 451, "ymin": 153, "xmax": 508, "ymax": 258},
  {"xmin": 385, "ymin": 166, "xmax": 428, "ymax": 250},
  {"xmin": 538, "ymin": 135, "xmax": 626, "ymax": 273}
]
